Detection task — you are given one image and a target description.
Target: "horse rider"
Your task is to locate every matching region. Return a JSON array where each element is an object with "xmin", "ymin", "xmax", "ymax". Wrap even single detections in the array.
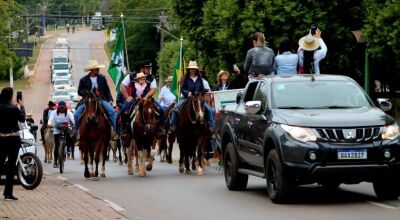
[
  {"xmin": 40, "ymin": 101, "xmax": 56, "ymax": 145},
  {"xmin": 74, "ymin": 60, "xmax": 116, "ymax": 139},
  {"xmin": 118, "ymin": 60, "xmax": 165, "ymax": 132},
  {"xmin": 158, "ymin": 75, "xmax": 176, "ymax": 112},
  {"xmin": 169, "ymin": 60, "xmax": 214, "ymax": 134},
  {"xmin": 47, "ymin": 101, "xmax": 75, "ymax": 168}
]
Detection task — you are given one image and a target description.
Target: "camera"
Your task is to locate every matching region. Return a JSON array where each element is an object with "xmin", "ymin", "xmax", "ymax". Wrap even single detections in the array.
[
  {"xmin": 16, "ymin": 91, "xmax": 23, "ymax": 102},
  {"xmin": 310, "ymin": 24, "xmax": 318, "ymax": 36}
]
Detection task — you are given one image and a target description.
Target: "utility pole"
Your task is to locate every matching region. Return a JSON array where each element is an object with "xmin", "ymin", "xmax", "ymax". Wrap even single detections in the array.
[
  {"xmin": 158, "ymin": 12, "xmax": 167, "ymax": 88},
  {"xmin": 37, "ymin": 3, "xmax": 40, "ymax": 44},
  {"xmin": 26, "ymin": 16, "xmax": 29, "ymax": 42}
]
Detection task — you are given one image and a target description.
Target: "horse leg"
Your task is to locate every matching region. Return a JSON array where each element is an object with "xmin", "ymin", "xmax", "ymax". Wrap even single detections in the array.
[
  {"xmin": 127, "ymin": 144, "xmax": 133, "ymax": 175},
  {"xmin": 138, "ymin": 149, "xmax": 146, "ymax": 177},
  {"xmin": 83, "ymin": 149, "xmax": 90, "ymax": 178},
  {"xmin": 100, "ymin": 143, "xmax": 106, "ymax": 177},
  {"xmin": 134, "ymin": 146, "xmax": 140, "ymax": 172},
  {"xmin": 146, "ymin": 148, "xmax": 154, "ymax": 172},
  {"xmin": 94, "ymin": 155, "xmax": 99, "ymax": 177},
  {"xmin": 167, "ymin": 134, "xmax": 174, "ymax": 164},
  {"xmin": 117, "ymin": 139, "xmax": 123, "ymax": 165},
  {"xmin": 89, "ymin": 147, "xmax": 95, "ymax": 177},
  {"xmin": 80, "ymin": 150, "xmax": 84, "ymax": 165},
  {"xmin": 178, "ymin": 142, "xmax": 185, "ymax": 173},
  {"xmin": 197, "ymin": 144, "xmax": 204, "ymax": 176}
]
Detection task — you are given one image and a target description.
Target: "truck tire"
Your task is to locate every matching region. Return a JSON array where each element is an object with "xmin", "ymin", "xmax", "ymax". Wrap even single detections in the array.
[
  {"xmin": 223, "ymin": 142, "xmax": 248, "ymax": 190},
  {"xmin": 266, "ymin": 149, "xmax": 293, "ymax": 204},
  {"xmin": 373, "ymin": 178, "xmax": 400, "ymax": 200}
]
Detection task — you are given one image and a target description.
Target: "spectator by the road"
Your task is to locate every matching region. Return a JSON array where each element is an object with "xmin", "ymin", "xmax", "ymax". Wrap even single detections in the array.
[
  {"xmin": 275, "ymin": 37, "xmax": 299, "ymax": 75},
  {"xmin": 298, "ymin": 28, "xmax": 327, "ymax": 74},
  {"xmin": 244, "ymin": 32, "xmax": 275, "ymax": 81},
  {"xmin": 40, "ymin": 101, "xmax": 56, "ymax": 145},
  {"xmin": 216, "ymin": 70, "xmax": 231, "ymax": 91},
  {"xmin": 0, "ymin": 87, "xmax": 26, "ymax": 201}
]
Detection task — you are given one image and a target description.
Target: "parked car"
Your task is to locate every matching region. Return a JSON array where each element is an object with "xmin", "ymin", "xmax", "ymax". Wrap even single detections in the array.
[
  {"xmin": 66, "ymin": 86, "xmax": 80, "ymax": 102},
  {"xmin": 216, "ymin": 74, "xmax": 400, "ymax": 203},
  {"xmin": 53, "ymin": 79, "xmax": 72, "ymax": 90},
  {"xmin": 52, "ymin": 71, "xmax": 72, "ymax": 82}
]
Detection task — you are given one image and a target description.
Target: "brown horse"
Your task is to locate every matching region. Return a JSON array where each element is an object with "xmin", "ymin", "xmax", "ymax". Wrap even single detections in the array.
[
  {"xmin": 158, "ymin": 103, "xmax": 175, "ymax": 164},
  {"xmin": 176, "ymin": 93, "xmax": 209, "ymax": 175},
  {"xmin": 127, "ymin": 98, "xmax": 159, "ymax": 177},
  {"xmin": 78, "ymin": 92, "xmax": 110, "ymax": 179}
]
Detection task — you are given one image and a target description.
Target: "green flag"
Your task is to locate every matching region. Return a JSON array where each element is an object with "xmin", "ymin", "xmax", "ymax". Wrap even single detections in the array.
[
  {"xmin": 108, "ymin": 23, "xmax": 125, "ymax": 92},
  {"xmin": 170, "ymin": 42, "xmax": 184, "ymax": 99}
]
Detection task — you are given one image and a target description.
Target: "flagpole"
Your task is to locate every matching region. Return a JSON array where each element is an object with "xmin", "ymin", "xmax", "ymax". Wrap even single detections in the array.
[
  {"xmin": 179, "ymin": 36, "xmax": 183, "ymax": 97},
  {"xmin": 120, "ymin": 13, "xmax": 130, "ymax": 72}
]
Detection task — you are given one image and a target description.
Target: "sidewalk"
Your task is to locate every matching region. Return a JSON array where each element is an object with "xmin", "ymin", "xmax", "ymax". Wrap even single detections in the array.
[{"xmin": 0, "ymin": 174, "xmax": 127, "ymax": 220}]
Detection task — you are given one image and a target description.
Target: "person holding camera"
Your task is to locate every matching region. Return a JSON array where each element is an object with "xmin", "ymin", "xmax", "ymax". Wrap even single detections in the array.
[
  {"xmin": 0, "ymin": 87, "xmax": 26, "ymax": 201},
  {"xmin": 298, "ymin": 26, "xmax": 327, "ymax": 74}
]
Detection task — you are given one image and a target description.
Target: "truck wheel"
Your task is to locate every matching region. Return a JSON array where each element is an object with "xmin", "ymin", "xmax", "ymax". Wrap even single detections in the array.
[
  {"xmin": 266, "ymin": 149, "xmax": 293, "ymax": 204},
  {"xmin": 223, "ymin": 142, "xmax": 248, "ymax": 190},
  {"xmin": 373, "ymin": 178, "xmax": 400, "ymax": 200}
]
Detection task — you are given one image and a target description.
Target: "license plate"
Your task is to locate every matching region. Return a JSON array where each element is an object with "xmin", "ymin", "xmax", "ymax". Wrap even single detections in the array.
[{"xmin": 337, "ymin": 149, "xmax": 367, "ymax": 160}]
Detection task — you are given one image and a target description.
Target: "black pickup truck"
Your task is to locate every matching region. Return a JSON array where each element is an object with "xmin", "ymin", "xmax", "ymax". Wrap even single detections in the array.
[{"xmin": 216, "ymin": 74, "xmax": 400, "ymax": 203}]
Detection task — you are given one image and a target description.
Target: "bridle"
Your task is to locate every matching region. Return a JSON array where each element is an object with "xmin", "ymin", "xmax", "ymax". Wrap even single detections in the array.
[
  {"xmin": 84, "ymin": 92, "xmax": 99, "ymax": 123},
  {"xmin": 188, "ymin": 95, "xmax": 205, "ymax": 124}
]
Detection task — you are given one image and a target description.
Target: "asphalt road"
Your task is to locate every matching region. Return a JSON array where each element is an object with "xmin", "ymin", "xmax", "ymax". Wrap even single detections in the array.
[{"xmin": 27, "ymin": 30, "xmax": 400, "ymax": 220}]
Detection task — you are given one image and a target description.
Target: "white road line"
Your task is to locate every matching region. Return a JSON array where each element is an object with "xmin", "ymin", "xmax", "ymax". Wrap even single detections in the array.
[
  {"xmin": 73, "ymin": 184, "xmax": 90, "ymax": 192},
  {"xmin": 56, "ymin": 176, "xmax": 68, "ymax": 181},
  {"xmin": 103, "ymin": 199, "xmax": 125, "ymax": 212},
  {"xmin": 364, "ymin": 201, "xmax": 398, "ymax": 210}
]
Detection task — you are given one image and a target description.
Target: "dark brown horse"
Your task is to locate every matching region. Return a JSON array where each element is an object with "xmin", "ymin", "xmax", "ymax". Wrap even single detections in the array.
[
  {"xmin": 79, "ymin": 92, "xmax": 110, "ymax": 179},
  {"xmin": 158, "ymin": 103, "xmax": 176, "ymax": 164},
  {"xmin": 177, "ymin": 93, "xmax": 209, "ymax": 175},
  {"xmin": 127, "ymin": 98, "xmax": 159, "ymax": 177}
]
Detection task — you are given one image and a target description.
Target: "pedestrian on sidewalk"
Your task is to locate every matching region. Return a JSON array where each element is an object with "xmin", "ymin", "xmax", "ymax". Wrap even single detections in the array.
[
  {"xmin": 216, "ymin": 70, "xmax": 231, "ymax": 91},
  {"xmin": 0, "ymin": 87, "xmax": 26, "ymax": 201},
  {"xmin": 243, "ymin": 32, "xmax": 275, "ymax": 81},
  {"xmin": 274, "ymin": 37, "xmax": 299, "ymax": 75},
  {"xmin": 298, "ymin": 28, "xmax": 327, "ymax": 74}
]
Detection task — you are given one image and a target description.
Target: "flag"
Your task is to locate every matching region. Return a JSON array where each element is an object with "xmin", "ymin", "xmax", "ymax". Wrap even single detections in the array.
[
  {"xmin": 108, "ymin": 23, "xmax": 125, "ymax": 92},
  {"xmin": 170, "ymin": 42, "xmax": 184, "ymax": 99}
]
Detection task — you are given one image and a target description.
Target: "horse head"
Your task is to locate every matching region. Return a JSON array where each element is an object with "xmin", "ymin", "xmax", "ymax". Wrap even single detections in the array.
[
  {"xmin": 83, "ymin": 91, "xmax": 98, "ymax": 124},
  {"xmin": 189, "ymin": 92, "xmax": 206, "ymax": 125},
  {"xmin": 138, "ymin": 97, "xmax": 159, "ymax": 135}
]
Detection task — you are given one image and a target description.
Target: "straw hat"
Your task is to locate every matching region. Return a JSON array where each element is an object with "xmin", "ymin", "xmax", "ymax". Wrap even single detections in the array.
[
  {"xmin": 84, "ymin": 60, "xmax": 105, "ymax": 71},
  {"xmin": 217, "ymin": 70, "xmax": 230, "ymax": 80},
  {"xmin": 298, "ymin": 34, "xmax": 320, "ymax": 51},
  {"xmin": 187, "ymin": 60, "xmax": 199, "ymax": 69},
  {"xmin": 135, "ymin": 72, "xmax": 146, "ymax": 80},
  {"xmin": 165, "ymin": 76, "xmax": 173, "ymax": 82}
]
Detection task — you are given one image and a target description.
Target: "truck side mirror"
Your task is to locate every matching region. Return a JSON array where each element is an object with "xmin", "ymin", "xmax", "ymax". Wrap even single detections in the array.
[
  {"xmin": 245, "ymin": 101, "xmax": 261, "ymax": 114},
  {"xmin": 377, "ymin": 98, "xmax": 392, "ymax": 112},
  {"xmin": 236, "ymin": 92, "xmax": 243, "ymax": 104}
]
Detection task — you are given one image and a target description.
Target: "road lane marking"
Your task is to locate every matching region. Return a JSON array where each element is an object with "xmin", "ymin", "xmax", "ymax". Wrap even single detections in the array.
[
  {"xmin": 103, "ymin": 199, "xmax": 125, "ymax": 212},
  {"xmin": 73, "ymin": 184, "xmax": 90, "ymax": 192},
  {"xmin": 56, "ymin": 176, "xmax": 68, "ymax": 181},
  {"xmin": 364, "ymin": 201, "xmax": 398, "ymax": 210}
]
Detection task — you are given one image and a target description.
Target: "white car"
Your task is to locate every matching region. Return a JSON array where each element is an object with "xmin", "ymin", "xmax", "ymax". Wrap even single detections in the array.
[
  {"xmin": 53, "ymin": 79, "xmax": 72, "ymax": 90},
  {"xmin": 66, "ymin": 87, "xmax": 80, "ymax": 102},
  {"xmin": 52, "ymin": 71, "xmax": 72, "ymax": 82},
  {"xmin": 51, "ymin": 89, "xmax": 71, "ymax": 102}
]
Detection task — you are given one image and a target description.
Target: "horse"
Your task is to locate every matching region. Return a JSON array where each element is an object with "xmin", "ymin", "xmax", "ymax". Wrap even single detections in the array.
[
  {"xmin": 126, "ymin": 98, "xmax": 159, "ymax": 177},
  {"xmin": 78, "ymin": 92, "xmax": 110, "ymax": 179},
  {"xmin": 176, "ymin": 93, "xmax": 209, "ymax": 176},
  {"xmin": 44, "ymin": 127, "xmax": 54, "ymax": 163},
  {"xmin": 158, "ymin": 103, "xmax": 176, "ymax": 164}
]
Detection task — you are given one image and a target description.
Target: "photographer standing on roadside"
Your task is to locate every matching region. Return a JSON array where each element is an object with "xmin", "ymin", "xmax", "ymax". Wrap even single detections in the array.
[
  {"xmin": 298, "ymin": 26, "xmax": 327, "ymax": 74},
  {"xmin": 0, "ymin": 87, "xmax": 26, "ymax": 201}
]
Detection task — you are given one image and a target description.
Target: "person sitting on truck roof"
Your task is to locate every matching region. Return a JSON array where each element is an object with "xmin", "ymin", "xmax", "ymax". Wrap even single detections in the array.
[{"xmin": 169, "ymin": 60, "xmax": 214, "ymax": 134}]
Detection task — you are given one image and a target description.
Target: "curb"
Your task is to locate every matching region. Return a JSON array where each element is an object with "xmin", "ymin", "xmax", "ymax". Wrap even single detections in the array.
[{"xmin": 29, "ymin": 37, "xmax": 52, "ymax": 83}]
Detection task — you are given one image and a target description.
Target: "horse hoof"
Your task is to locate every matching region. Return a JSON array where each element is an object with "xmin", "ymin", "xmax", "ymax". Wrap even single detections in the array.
[
  {"xmin": 179, "ymin": 166, "xmax": 184, "ymax": 173},
  {"xmin": 119, "ymin": 161, "xmax": 123, "ymax": 166},
  {"xmin": 90, "ymin": 173, "xmax": 95, "ymax": 177},
  {"xmin": 146, "ymin": 164, "xmax": 153, "ymax": 171},
  {"xmin": 84, "ymin": 172, "xmax": 90, "ymax": 178},
  {"xmin": 139, "ymin": 171, "xmax": 146, "ymax": 177},
  {"xmin": 44, "ymin": 160, "xmax": 47, "ymax": 163},
  {"xmin": 113, "ymin": 159, "xmax": 117, "ymax": 163},
  {"xmin": 135, "ymin": 166, "xmax": 140, "ymax": 172},
  {"xmin": 100, "ymin": 173, "xmax": 106, "ymax": 178},
  {"xmin": 128, "ymin": 170, "xmax": 134, "ymax": 175},
  {"xmin": 185, "ymin": 170, "xmax": 192, "ymax": 174},
  {"xmin": 198, "ymin": 168, "xmax": 204, "ymax": 176},
  {"xmin": 80, "ymin": 161, "xmax": 84, "ymax": 165}
]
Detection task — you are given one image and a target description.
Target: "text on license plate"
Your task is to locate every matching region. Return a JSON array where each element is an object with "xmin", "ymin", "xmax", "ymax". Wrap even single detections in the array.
[{"xmin": 337, "ymin": 149, "xmax": 367, "ymax": 160}]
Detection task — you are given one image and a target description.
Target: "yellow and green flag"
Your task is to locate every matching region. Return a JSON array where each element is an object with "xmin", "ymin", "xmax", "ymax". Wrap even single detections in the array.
[{"xmin": 170, "ymin": 41, "xmax": 184, "ymax": 99}]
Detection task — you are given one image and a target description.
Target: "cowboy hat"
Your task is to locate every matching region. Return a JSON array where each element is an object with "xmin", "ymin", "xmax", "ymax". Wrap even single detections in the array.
[
  {"xmin": 217, "ymin": 70, "xmax": 230, "ymax": 79},
  {"xmin": 298, "ymin": 34, "xmax": 320, "ymax": 51},
  {"xmin": 187, "ymin": 60, "xmax": 199, "ymax": 69},
  {"xmin": 135, "ymin": 72, "xmax": 146, "ymax": 80},
  {"xmin": 84, "ymin": 60, "xmax": 105, "ymax": 71},
  {"xmin": 165, "ymin": 76, "xmax": 173, "ymax": 82}
]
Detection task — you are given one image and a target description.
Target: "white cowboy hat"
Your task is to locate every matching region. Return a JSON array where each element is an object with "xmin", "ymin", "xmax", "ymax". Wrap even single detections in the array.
[
  {"xmin": 84, "ymin": 60, "xmax": 105, "ymax": 71},
  {"xmin": 187, "ymin": 60, "xmax": 199, "ymax": 69},
  {"xmin": 165, "ymin": 76, "xmax": 173, "ymax": 82},
  {"xmin": 135, "ymin": 72, "xmax": 146, "ymax": 80},
  {"xmin": 298, "ymin": 34, "xmax": 320, "ymax": 51}
]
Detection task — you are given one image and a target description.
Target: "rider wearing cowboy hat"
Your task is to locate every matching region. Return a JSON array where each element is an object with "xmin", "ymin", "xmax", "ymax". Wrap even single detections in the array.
[
  {"xmin": 74, "ymin": 60, "xmax": 116, "ymax": 134},
  {"xmin": 169, "ymin": 60, "xmax": 214, "ymax": 133}
]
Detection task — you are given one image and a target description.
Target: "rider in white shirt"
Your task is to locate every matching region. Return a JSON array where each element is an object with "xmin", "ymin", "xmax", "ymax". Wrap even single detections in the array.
[
  {"xmin": 47, "ymin": 101, "xmax": 74, "ymax": 168},
  {"xmin": 158, "ymin": 76, "xmax": 176, "ymax": 110}
]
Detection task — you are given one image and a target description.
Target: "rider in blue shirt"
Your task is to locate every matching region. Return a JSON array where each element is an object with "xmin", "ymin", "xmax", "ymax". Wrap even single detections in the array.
[{"xmin": 170, "ymin": 60, "xmax": 214, "ymax": 133}]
